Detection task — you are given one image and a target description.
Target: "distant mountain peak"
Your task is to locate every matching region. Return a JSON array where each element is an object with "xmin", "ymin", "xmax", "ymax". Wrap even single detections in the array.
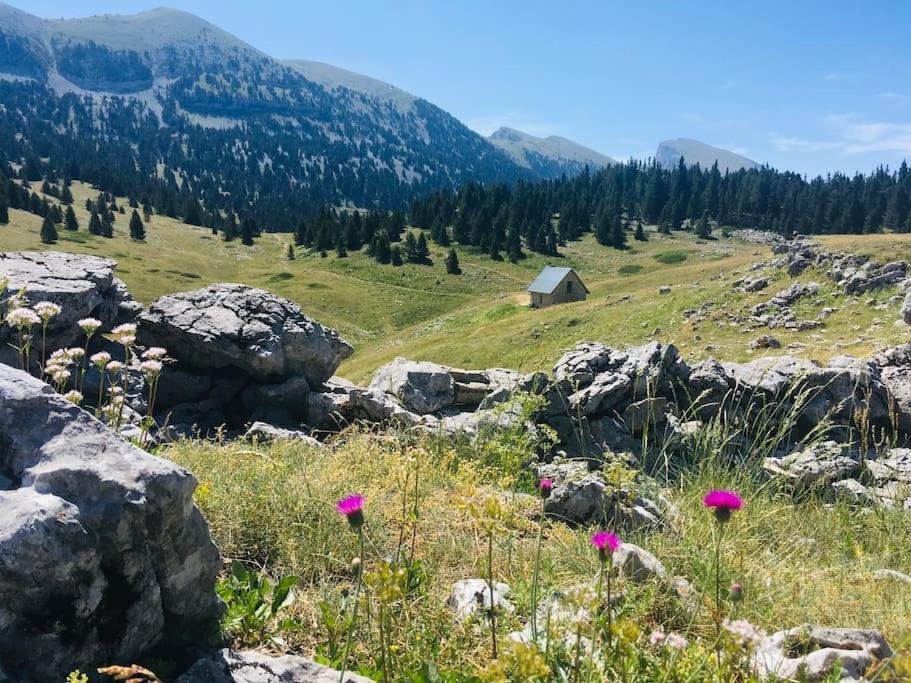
[
  {"xmin": 489, "ymin": 126, "xmax": 614, "ymax": 179},
  {"xmin": 655, "ymin": 138, "xmax": 758, "ymax": 173}
]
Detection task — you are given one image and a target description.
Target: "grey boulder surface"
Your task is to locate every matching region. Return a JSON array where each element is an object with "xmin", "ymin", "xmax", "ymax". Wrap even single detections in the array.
[
  {"xmin": 138, "ymin": 283, "xmax": 353, "ymax": 385},
  {"xmin": 0, "ymin": 251, "xmax": 139, "ymax": 365},
  {"xmin": 0, "ymin": 364, "xmax": 222, "ymax": 681},
  {"xmin": 177, "ymin": 649, "xmax": 374, "ymax": 683}
]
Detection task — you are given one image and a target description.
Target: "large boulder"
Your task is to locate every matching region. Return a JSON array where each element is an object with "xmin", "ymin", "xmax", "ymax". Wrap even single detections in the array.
[
  {"xmin": 177, "ymin": 649, "xmax": 374, "ymax": 682},
  {"xmin": 369, "ymin": 357, "xmax": 456, "ymax": 414},
  {"xmin": 0, "ymin": 364, "xmax": 221, "ymax": 680},
  {"xmin": 0, "ymin": 251, "xmax": 138, "ymax": 367},
  {"xmin": 763, "ymin": 441, "xmax": 861, "ymax": 491},
  {"xmin": 138, "ymin": 284, "xmax": 352, "ymax": 385},
  {"xmin": 874, "ymin": 343, "xmax": 911, "ymax": 433}
]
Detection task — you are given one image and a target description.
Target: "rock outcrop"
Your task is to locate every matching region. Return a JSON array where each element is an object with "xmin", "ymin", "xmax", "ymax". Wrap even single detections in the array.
[
  {"xmin": 177, "ymin": 649, "xmax": 375, "ymax": 683},
  {"xmin": 0, "ymin": 251, "xmax": 139, "ymax": 366},
  {"xmin": 0, "ymin": 364, "xmax": 222, "ymax": 680}
]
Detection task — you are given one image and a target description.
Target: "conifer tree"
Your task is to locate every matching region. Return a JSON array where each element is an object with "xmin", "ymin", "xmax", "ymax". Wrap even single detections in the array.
[
  {"xmin": 335, "ymin": 232, "xmax": 348, "ymax": 258},
  {"xmin": 404, "ymin": 232, "xmax": 419, "ymax": 262},
  {"xmin": 506, "ymin": 222, "xmax": 523, "ymax": 262},
  {"xmin": 40, "ymin": 213, "xmax": 58, "ymax": 243},
  {"xmin": 696, "ymin": 211, "xmax": 712, "ymax": 239},
  {"xmin": 634, "ymin": 219, "xmax": 646, "ymax": 241},
  {"xmin": 64, "ymin": 205, "xmax": 78, "ymax": 231},
  {"xmin": 88, "ymin": 211, "xmax": 102, "ymax": 235},
  {"xmin": 101, "ymin": 214, "xmax": 114, "ymax": 238},
  {"xmin": 0, "ymin": 196, "xmax": 8, "ymax": 224},
  {"xmin": 286, "ymin": 243, "xmax": 295, "ymax": 260},
  {"xmin": 241, "ymin": 218, "xmax": 255, "ymax": 246},
  {"xmin": 611, "ymin": 214, "xmax": 626, "ymax": 249},
  {"xmin": 445, "ymin": 248, "xmax": 461, "ymax": 274},
  {"xmin": 416, "ymin": 231, "xmax": 430, "ymax": 263},
  {"xmin": 390, "ymin": 245, "xmax": 403, "ymax": 266},
  {"xmin": 373, "ymin": 232, "xmax": 391, "ymax": 264},
  {"xmin": 129, "ymin": 210, "xmax": 145, "ymax": 240}
]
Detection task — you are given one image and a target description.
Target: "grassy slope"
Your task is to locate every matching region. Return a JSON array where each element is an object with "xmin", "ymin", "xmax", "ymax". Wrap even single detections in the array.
[{"xmin": 3, "ymin": 182, "xmax": 911, "ymax": 384}]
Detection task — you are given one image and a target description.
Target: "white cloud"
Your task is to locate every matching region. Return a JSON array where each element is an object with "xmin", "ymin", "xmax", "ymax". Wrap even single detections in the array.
[
  {"xmin": 770, "ymin": 114, "xmax": 911, "ymax": 157},
  {"xmin": 464, "ymin": 111, "xmax": 563, "ymax": 138}
]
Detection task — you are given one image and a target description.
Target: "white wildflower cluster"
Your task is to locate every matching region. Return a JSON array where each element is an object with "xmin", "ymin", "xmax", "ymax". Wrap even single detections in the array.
[
  {"xmin": 111, "ymin": 323, "xmax": 137, "ymax": 347},
  {"xmin": 6, "ymin": 307, "xmax": 40, "ymax": 329},
  {"xmin": 90, "ymin": 351, "xmax": 112, "ymax": 367},
  {"xmin": 63, "ymin": 390, "xmax": 84, "ymax": 405},
  {"xmin": 722, "ymin": 619, "xmax": 767, "ymax": 650},
  {"xmin": 78, "ymin": 317, "xmax": 103, "ymax": 336},
  {"xmin": 34, "ymin": 301, "xmax": 62, "ymax": 322},
  {"xmin": 648, "ymin": 629, "xmax": 689, "ymax": 650}
]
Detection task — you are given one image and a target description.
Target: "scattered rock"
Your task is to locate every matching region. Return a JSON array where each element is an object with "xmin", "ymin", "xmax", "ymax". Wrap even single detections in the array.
[
  {"xmin": 446, "ymin": 579, "xmax": 514, "ymax": 622},
  {"xmin": 750, "ymin": 335, "xmax": 781, "ymax": 350},
  {"xmin": 753, "ymin": 625, "xmax": 893, "ymax": 683},
  {"xmin": 177, "ymin": 649, "xmax": 374, "ymax": 682},
  {"xmin": 658, "ymin": 285, "xmax": 671, "ymax": 295},
  {"xmin": 871, "ymin": 569, "xmax": 911, "ymax": 585},
  {"xmin": 369, "ymin": 357, "xmax": 456, "ymax": 414},
  {"xmin": 763, "ymin": 441, "xmax": 861, "ymax": 490},
  {"xmin": 244, "ymin": 421, "xmax": 323, "ymax": 447},
  {"xmin": 612, "ymin": 543, "xmax": 666, "ymax": 583}
]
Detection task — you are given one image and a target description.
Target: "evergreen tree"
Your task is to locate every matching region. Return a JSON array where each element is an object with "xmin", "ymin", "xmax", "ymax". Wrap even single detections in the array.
[
  {"xmin": 506, "ymin": 221, "xmax": 523, "ymax": 262},
  {"xmin": 404, "ymin": 232, "xmax": 419, "ymax": 262},
  {"xmin": 60, "ymin": 185, "xmax": 73, "ymax": 204},
  {"xmin": 634, "ymin": 219, "xmax": 646, "ymax": 241},
  {"xmin": 594, "ymin": 207, "xmax": 611, "ymax": 246},
  {"xmin": 286, "ymin": 243, "xmax": 295, "ymax": 260},
  {"xmin": 445, "ymin": 248, "xmax": 461, "ymax": 275},
  {"xmin": 372, "ymin": 231, "xmax": 391, "ymax": 264},
  {"xmin": 224, "ymin": 214, "xmax": 238, "ymax": 241},
  {"xmin": 696, "ymin": 211, "xmax": 712, "ymax": 239},
  {"xmin": 335, "ymin": 232, "xmax": 348, "ymax": 258},
  {"xmin": 240, "ymin": 218, "xmax": 255, "ymax": 246},
  {"xmin": 611, "ymin": 214, "xmax": 626, "ymax": 250},
  {"xmin": 0, "ymin": 196, "xmax": 8, "ymax": 224},
  {"xmin": 40, "ymin": 213, "xmax": 58, "ymax": 244},
  {"xmin": 64, "ymin": 205, "xmax": 78, "ymax": 231},
  {"xmin": 88, "ymin": 211, "xmax": 102, "ymax": 236},
  {"xmin": 415, "ymin": 231, "xmax": 431, "ymax": 263},
  {"xmin": 390, "ymin": 245, "xmax": 403, "ymax": 266},
  {"xmin": 129, "ymin": 210, "xmax": 145, "ymax": 240},
  {"xmin": 101, "ymin": 214, "xmax": 114, "ymax": 238}
]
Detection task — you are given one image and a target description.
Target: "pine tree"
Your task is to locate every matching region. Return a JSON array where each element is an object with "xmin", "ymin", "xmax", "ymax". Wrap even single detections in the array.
[
  {"xmin": 88, "ymin": 211, "xmax": 102, "ymax": 235},
  {"xmin": 634, "ymin": 219, "xmax": 646, "ymax": 241},
  {"xmin": 241, "ymin": 218, "xmax": 255, "ymax": 246},
  {"xmin": 594, "ymin": 207, "xmax": 611, "ymax": 246},
  {"xmin": 40, "ymin": 213, "xmax": 58, "ymax": 244},
  {"xmin": 373, "ymin": 232, "xmax": 391, "ymax": 264},
  {"xmin": 129, "ymin": 210, "xmax": 145, "ymax": 240},
  {"xmin": 0, "ymin": 196, "xmax": 8, "ymax": 224},
  {"xmin": 611, "ymin": 214, "xmax": 626, "ymax": 250},
  {"xmin": 101, "ymin": 214, "xmax": 114, "ymax": 238},
  {"xmin": 390, "ymin": 245, "xmax": 403, "ymax": 266},
  {"xmin": 404, "ymin": 232, "xmax": 419, "ymax": 262},
  {"xmin": 696, "ymin": 211, "xmax": 712, "ymax": 239},
  {"xmin": 415, "ymin": 231, "xmax": 431, "ymax": 263},
  {"xmin": 506, "ymin": 221, "xmax": 523, "ymax": 262},
  {"xmin": 61, "ymin": 185, "xmax": 73, "ymax": 204},
  {"xmin": 335, "ymin": 232, "xmax": 348, "ymax": 258},
  {"xmin": 64, "ymin": 205, "xmax": 78, "ymax": 231},
  {"xmin": 286, "ymin": 243, "xmax": 295, "ymax": 260},
  {"xmin": 445, "ymin": 248, "xmax": 461, "ymax": 275},
  {"xmin": 223, "ymin": 214, "xmax": 238, "ymax": 242}
]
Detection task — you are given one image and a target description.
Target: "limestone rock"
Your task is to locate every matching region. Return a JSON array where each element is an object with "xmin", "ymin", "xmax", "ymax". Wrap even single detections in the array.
[
  {"xmin": 0, "ymin": 364, "xmax": 221, "ymax": 679},
  {"xmin": 369, "ymin": 357, "xmax": 456, "ymax": 414},
  {"xmin": 244, "ymin": 421, "xmax": 323, "ymax": 447},
  {"xmin": 763, "ymin": 441, "xmax": 861, "ymax": 490},
  {"xmin": 446, "ymin": 579, "xmax": 514, "ymax": 622},
  {"xmin": 177, "ymin": 649, "xmax": 375, "ymax": 682},
  {"xmin": 753, "ymin": 625, "xmax": 893, "ymax": 683},
  {"xmin": 138, "ymin": 284, "xmax": 352, "ymax": 385},
  {"xmin": 0, "ymin": 251, "xmax": 138, "ymax": 367},
  {"xmin": 612, "ymin": 543, "xmax": 666, "ymax": 583}
]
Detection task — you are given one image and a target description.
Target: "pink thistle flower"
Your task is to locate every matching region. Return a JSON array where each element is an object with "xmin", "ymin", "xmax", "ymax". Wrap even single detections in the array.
[
  {"xmin": 703, "ymin": 489, "xmax": 743, "ymax": 523},
  {"xmin": 590, "ymin": 530, "xmax": 621, "ymax": 562},
  {"xmin": 336, "ymin": 494, "xmax": 365, "ymax": 530},
  {"xmin": 729, "ymin": 582, "xmax": 743, "ymax": 602},
  {"xmin": 539, "ymin": 478, "xmax": 553, "ymax": 499}
]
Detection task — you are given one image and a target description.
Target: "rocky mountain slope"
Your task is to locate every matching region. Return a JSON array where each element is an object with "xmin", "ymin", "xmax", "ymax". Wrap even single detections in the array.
[
  {"xmin": 0, "ymin": 2, "xmax": 529, "ymax": 219},
  {"xmin": 489, "ymin": 126, "xmax": 616, "ymax": 178},
  {"xmin": 655, "ymin": 138, "xmax": 759, "ymax": 173}
]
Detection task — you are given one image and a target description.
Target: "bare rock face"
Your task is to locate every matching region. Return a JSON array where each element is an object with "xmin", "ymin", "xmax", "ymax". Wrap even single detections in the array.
[
  {"xmin": 0, "ymin": 251, "xmax": 139, "ymax": 366},
  {"xmin": 177, "ymin": 649, "xmax": 375, "ymax": 682},
  {"xmin": 0, "ymin": 364, "xmax": 222, "ymax": 680},
  {"xmin": 369, "ymin": 357, "xmax": 456, "ymax": 414},
  {"xmin": 138, "ymin": 284, "xmax": 352, "ymax": 385}
]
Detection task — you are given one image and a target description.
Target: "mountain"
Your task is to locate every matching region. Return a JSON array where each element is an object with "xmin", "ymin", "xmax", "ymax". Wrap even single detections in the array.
[
  {"xmin": 655, "ymin": 138, "xmax": 759, "ymax": 173},
  {"xmin": 0, "ymin": 2, "xmax": 530, "ymax": 227},
  {"xmin": 489, "ymin": 127, "xmax": 615, "ymax": 178}
]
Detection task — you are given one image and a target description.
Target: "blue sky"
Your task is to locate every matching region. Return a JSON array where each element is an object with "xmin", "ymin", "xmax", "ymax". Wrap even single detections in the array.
[{"xmin": 25, "ymin": 0, "xmax": 911, "ymax": 176}]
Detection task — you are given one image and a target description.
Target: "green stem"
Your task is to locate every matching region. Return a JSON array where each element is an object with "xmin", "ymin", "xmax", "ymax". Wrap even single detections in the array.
[
  {"xmin": 339, "ymin": 528, "xmax": 365, "ymax": 683},
  {"xmin": 606, "ymin": 561, "xmax": 613, "ymax": 650},
  {"xmin": 95, "ymin": 368, "xmax": 105, "ymax": 417},
  {"xmin": 588, "ymin": 562, "xmax": 605, "ymax": 683},
  {"xmin": 713, "ymin": 522, "xmax": 724, "ymax": 667},
  {"xmin": 530, "ymin": 501, "xmax": 546, "ymax": 641},
  {"xmin": 487, "ymin": 532, "xmax": 498, "ymax": 660},
  {"xmin": 378, "ymin": 603, "xmax": 389, "ymax": 682}
]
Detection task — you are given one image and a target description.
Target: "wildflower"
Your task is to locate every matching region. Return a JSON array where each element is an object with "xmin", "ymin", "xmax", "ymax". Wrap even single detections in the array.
[
  {"xmin": 590, "ymin": 530, "xmax": 621, "ymax": 562},
  {"xmin": 142, "ymin": 346, "xmax": 168, "ymax": 360},
  {"xmin": 52, "ymin": 369, "xmax": 71, "ymax": 384},
  {"xmin": 91, "ymin": 351, "xmax": 112, "ymax": 367},
  {"xmin": 665, "ymin": 633, "xmax": 689, "ymax": 650},
  {"xmin": 722, "ymin": 618, "xmax": 767, "ymax": 650},
  {"xmin": 649, "ymin": 629, "xmax": 667, "ymax": 647},
  {"xmin": 65, "ymin": 347, "xmax": 85, "ymax": 362},
  {"xmin": 336, "ymin": 494, "xmax": 365, "ymax": 530},
  {"xmin": 6, "ymin": 307, "xmax": 40, "ymax": 328},
  {"xmin": 140, "ymin": 359, "xmax": 163, "ymax": 377},
  {"xmin": 44, "ymin": 363, "xmax": 66, "ymax": 376},
  {"xmin": 78, "ymin": 318, "xmax": 103, "ymax": 335},
  {"xmin": 729, "ymin": 582, "xmax": 743, "ymax": 602},
  {"xmin": 63, "ymin": 390, "xmax": 83, "ymax": 405},
  {"xmin": 34, "ymin": 301, "xmax": 62, "ymax": 322},
  {"xmin": 539, "ymin": 478, "xmax": 553, "ymax": 499},
  {"xmin": 106, "ymin": 360, "xmax": 124, "ymax": 374},
  {"xmin": 111, "ymin": 323, "xmax": 137, "ymax": 337},
  {"xmin": 703, "ymin": 489, "xmax": 743, "ymax": 524}
]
